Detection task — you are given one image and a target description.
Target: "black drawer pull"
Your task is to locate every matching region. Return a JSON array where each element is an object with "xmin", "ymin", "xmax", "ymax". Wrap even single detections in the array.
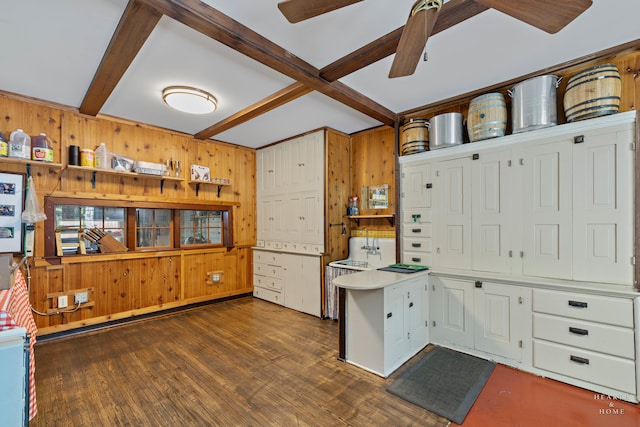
[
  {"xmin": 570, "ymin": 355, "xmax": 590, "ymax": 365},
  {"xmin": 409, "ymin": 302, "xmax": 414, "ymax": 308},
  {"xmin": 386, "ymin": 312, "xmax": 392, "ymax": 319},
  {"xmin": 475, "ymin": 280, "xmax": 482, "ymax": 288},
  {"xmin": 412, "ymin": 228, "xmax": 422, "ymax": 233},
  {"xmin": 412, "ymin": 243, "xmax": 422, "ymax": 248},
  {"xmin": 569, "ymin": 327, "xmax": 589, "ymax": 336},
  {"xmin": 411, "ymin": 257, "xmax": 421, "ymax": 262},
  {"xmin": 568, "ymin": 300, "xmax": 588, "ymax": 308}
]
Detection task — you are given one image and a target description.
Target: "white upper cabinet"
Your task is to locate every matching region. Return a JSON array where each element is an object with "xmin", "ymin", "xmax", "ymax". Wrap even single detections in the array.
[{"xmin": 400, "ymin": 111, "xmax": 636, "ymax": 287}]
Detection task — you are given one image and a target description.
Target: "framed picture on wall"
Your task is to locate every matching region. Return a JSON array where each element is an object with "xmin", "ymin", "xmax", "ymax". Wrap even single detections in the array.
[{"xmin": 0, "ymin": 173, "xmax": 24, "ymax": 253}]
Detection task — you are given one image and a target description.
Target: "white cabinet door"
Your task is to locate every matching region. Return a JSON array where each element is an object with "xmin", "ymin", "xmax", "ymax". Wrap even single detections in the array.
[
  {"xmin": 430, "ymin": 276, "xmax": 474, "ymax": 348},
  {"xmin": 521, "ymin": 138, "xmax": 573, "ymax": 280},
  {"xmin": 271, "ymin": 196, "xmax": 286, "ymax": 243},
  {"xmin": 407, "ymin": 278, "xmax": 428, "ymax": 354},
  {"xmin": 572, "ymin": 126, "xmax": 634, "ymax": 285},
  {"xmin": 434, "ymin": 157, "xmax": 472, "ymax": 270},
  {"xmin": 301, "ymin": 191, "xmax": 322, "ymax": 245},
  {"xmin": 282, "ymin": 253, "xmax": 321, "ymax": 317},
  {"xmin": 273, "ymin": 142, "xmax": 288, "ymax": 194},
  {"xmin": 261, "ymin": 147, "xmax": 275, "ymax": 196},
  {"xmin": 385, "ymin": 284, "xmax": 408, "ymax": 368},
  {"xmin": 401, "ymin": 161, "xmax": 432, "ymax": 209},
  {"xmin": 474, "ymin": 281, "xmax": 529, "ymax": 361},
  {"xmin": 300, "ymin": 131, "xmax": 325, "ymax": 193},
  {"xmin": 471, "ymin": 150, "xmax": 514, "ymax": 274}
]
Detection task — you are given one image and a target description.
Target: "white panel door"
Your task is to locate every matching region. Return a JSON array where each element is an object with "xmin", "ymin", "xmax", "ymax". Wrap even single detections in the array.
[
  {"xmin": 434, "ymin": 157, "xmax": 472, "ymax": 270},
  {"xmin": 271, "ymin": 196, "xmax": 286, "ymax": 243},
  {"xmin": 299, "ymin": 131, "xmax": 324, "ymax": 193},
  {"xmin": 261, "ymin": 147, "xmax": 275, "ymax": 196},
  {"xmin": 284, "ymin": 193, "xmax": 303, "ymax": 243},
  {"xmin": 472, "ymin": 150, "xmax": 513, "ymax": 274},
  {"xmin": 572, "ymin": 126, "xmax": 634, "ymax": 285},
  {"xmin": 385, "ymin": 284, "xmax": 408, "ymax": 368},
  {"xmin": 474, "ymin": 281, "xmax": 526, "ymax": 361},
  {"xmin": 521, "ymin": 139, "xmax": 573, "ymax": 279},
  {"xmin": 301, "ymin": 191, "xmax": 322, "ymax": 245},
  {"xmin": 430, "ymin": 276, "xmax": 474, "ymax": 348},
  {"xmin": 273, "ymin": 142, "xmax": 289, "ymax": 194},
  {"xmin": 401, "ymin": 161, "xmax": 432, "ymax": 209}
]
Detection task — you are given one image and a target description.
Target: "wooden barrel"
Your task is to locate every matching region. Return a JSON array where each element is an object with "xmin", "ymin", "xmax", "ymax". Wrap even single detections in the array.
[
  {"xmin": 401, "ymin": 118, "xmax": 429, "ymax": 155},
  {"xmin": 563, "ymin": 63, "xmax": 621, "ymax": 122},
  {"xmin": 466, "ymin": 93, "xmax": 507, "ymax": 142}
]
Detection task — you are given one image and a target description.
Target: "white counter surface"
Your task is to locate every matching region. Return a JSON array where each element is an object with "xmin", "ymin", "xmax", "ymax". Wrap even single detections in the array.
[{"xmin": 332, "ymin": 268, "xmax": 428, "ymax": 290}]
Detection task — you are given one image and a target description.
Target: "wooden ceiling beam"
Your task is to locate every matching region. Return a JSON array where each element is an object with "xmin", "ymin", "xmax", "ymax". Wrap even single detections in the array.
[
  {"xmin": 320, "ymin": 0, "xmax": 489, "ymax": 81},
  {"xmin": 79, "ymin": 0, "xmax": 162, "ymax": 116},
  {"xmin": 195, "ymin": 82, "xmax": 313, "ymax": 139},
  {"xmin": 138, "ymin": 0, "xmax": 397, "ymax": 125}
]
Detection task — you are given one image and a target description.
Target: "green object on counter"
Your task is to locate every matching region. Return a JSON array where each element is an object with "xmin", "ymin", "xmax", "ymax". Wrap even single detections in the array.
[{"xmin": 388, "ymin": 263, "xmax": 428, "ymax": 270}]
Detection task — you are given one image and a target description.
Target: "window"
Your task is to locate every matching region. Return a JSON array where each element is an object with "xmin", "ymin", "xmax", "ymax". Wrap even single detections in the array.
[
  {"xmin": 135, "ymin": 208, "xmax": 172, "ymax": 249},
  {"xmin": 180, "ymin": 210, "xmax": 223, "ymax": 246},
  {"xmin": 44, "ymin": 197, "xmax": 233, "ymax": 257},
  {"xmin": 53, "ymin": 205, "xmax": 125, "ymax": 254}
]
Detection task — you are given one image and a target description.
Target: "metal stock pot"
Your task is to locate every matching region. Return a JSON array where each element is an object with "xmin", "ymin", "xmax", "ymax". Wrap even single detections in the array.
[
  {"xmin": 510, "ymin": 75, "xmax": 561, "ymax": 134},
  {"xmin": 429, "ymin": 112, "xmax": 464, "ymax": 150}
]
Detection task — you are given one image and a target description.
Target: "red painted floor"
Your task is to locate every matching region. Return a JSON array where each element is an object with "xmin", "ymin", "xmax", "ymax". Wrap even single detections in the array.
[{"xmin": 454, "ymin": 364, "xmax": 640, "ymax": 427}]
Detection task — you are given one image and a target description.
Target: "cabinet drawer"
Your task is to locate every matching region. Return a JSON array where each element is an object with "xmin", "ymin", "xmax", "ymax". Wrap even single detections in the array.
[
  {"xmin": 533, "ymin": 313, "xmax": 635, "ymax": 359},
  {"xmin": 265, "ymin": 241, "xmax": 282, "ymax": 250},
  {"xmin": 402, "ymin": 208, "xmax": 432, "ymax": 225},
  {"xmin": 402, "ymin": 251, "xmax": 432, "ymax": 267},
  {"xmin": 253, "ymin": 286, "xmax": 283, "ymax": 305},
  {"xmin": 264, "ymin": 265, "xmax": 283, "ymax": 279},
  {"xmin": 402, "ymin": 237, "xmax": 432, "ymax": 253},
  {"xmin": 533, "ymin": 340, "xmax": 636, "ymax": 395},
  {"xmin": 532, "ymin": 289, "xmax": 633, "ymax": 328},
  {"xmin": 254, "ymin": 262, "xmax": 268, "ymax": 276},
  {"xmin": 402, "ymin": 223, "xmax": 432, "ymax": 238},
  {"xmin": 254, "ymin": 251, "xmax": 283, "ymax": 265}
]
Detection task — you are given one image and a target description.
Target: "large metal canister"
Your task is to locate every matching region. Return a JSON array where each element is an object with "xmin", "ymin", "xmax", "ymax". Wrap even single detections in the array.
[
  {"xmin": 510, "ymin": 75, "xmax": 561, "ymax": 134},
  {"xmin": 429, "ymin": 112, "xmax": 464, "ymax": 150}
]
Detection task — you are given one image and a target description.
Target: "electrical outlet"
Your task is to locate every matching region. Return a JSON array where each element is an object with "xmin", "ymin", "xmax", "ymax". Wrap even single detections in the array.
[
  {"xmin": 74, "ymin": 291, "xmax": 88, "ymax": 305},
  {"xmin": 211, "ymin": 273, "xmax": 221, "ymax": 283},
  {"xmin": 58, "ymin": 295, "xmax": 68, "ymax": 308}
]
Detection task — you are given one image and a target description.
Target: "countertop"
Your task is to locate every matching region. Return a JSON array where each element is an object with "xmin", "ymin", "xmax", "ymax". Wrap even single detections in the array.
[{"xmin": 332, "ymin": 268, "xmax": 428, "ymax": 290}]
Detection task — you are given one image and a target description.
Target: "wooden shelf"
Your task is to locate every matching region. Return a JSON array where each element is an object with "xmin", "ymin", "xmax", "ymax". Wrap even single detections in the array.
[
  {"xmin": 0, "ymin": 157, "xmax": 62, "ymax": 169},
  {"xmin": 188, "ymin": 179, "xmax": 232, "ymax": 197},
  {"xmin": 65, "ymin": 165, "xmax": 183, "ymax": 193},
  {"xmin": 345, "ymin": 214, "xmax": 395, "ymax": 226}
]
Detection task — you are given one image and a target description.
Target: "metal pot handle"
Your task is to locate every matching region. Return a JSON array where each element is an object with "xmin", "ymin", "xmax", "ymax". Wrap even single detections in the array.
[
  {"xmin": 507, "ymin": 89, "xmax": 513, "ymax": 98},
  {"xmin": 555, "ymin": 76, "xmax": 563, "ymax": 88}
]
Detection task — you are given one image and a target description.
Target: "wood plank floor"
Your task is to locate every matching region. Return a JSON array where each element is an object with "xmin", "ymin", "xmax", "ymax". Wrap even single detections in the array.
[
  {"xmin": 30, "ymin": 296, "xmax": 640, "ymax": 426},
  {"xmin": 30, "ymin": 297, "xmax": 447, "ymax": 426}
]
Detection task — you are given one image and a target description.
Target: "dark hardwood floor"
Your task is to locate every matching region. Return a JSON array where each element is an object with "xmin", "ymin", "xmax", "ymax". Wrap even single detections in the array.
[{"xmin": 30, "ymin": 297, "xmax": 447, "ymax": 426}]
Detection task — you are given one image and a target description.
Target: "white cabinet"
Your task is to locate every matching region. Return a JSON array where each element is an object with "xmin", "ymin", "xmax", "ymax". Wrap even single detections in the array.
[
  {"xmin": 282, "ymin": 253, "xmax": 321, "ymax": 317},
  {"xmin": 532, "ymin": 288, "xmax": 637, "ymax": 397},
  {"xmin": 256, "ymin": 130, "xmax": 324, "ymax": 253},
  {"xmin": 429, "ymin": 275, "xmax": 530, "ymax": 362},
  {"xmin": 400, "ymin": 161, "xmax": 433, "ymax": 266},
  {"xmin": 0, "ymin": 328, "xmax": 28, "ymax": 427},
  {"xmin": 253, "ymin": 249, "xmax": 322, "ymax": 316},
  {"xmin": 401, "ymin": 112, "xmax": 636, "ymax": 286},
  {"xmin": 344, "ymin": 274, "xmax": 428, "ymax": 377}
]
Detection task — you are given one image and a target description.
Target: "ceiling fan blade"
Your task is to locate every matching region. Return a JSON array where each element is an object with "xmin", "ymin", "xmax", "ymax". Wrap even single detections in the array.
[
  {"xmin": 474, "ymin": 0, "xmax": 592, "ymax": 34},
  {"xmin": 389, "ymin": 1, "xmax": 441, "ymax": 78},
  {"xmin": 278, "ymin": 0, "xmax": 363, "ymax": 24}
]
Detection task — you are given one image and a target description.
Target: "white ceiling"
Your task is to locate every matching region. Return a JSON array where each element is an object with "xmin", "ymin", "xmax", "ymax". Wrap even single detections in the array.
[{"xmin": 1, "ymin": 0, "xmax": 639, "ymax": 149}]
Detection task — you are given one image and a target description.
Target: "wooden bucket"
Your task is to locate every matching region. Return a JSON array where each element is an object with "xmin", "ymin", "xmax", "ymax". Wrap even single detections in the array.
[
  {"xmin": 467, "ymin": 93, "xmax": 507, "ymax": 142},
  {"xmin": 401, "ymin": 118, "xmax": 429, "ymax": 155},
  {"xmin": 563, "ymin": 63, "xmax": 621, "ymax": 122}
]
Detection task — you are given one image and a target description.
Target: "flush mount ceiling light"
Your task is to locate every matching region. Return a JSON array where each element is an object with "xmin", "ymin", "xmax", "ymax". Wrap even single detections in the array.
[{"xmin": 162, "ymin": 86, "xmax": 217, "ymax": 114}]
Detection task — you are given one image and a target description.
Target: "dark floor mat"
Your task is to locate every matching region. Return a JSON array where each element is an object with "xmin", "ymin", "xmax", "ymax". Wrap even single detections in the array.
[{"xmin": 386, "ymin": 346, "xmax": 495, "ymax": 424}]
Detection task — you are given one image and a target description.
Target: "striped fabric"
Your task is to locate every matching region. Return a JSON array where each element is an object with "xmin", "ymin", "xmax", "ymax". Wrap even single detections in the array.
[
  {"xmin": 324, "ymin": 266, "xmax": 358, "ymax": 320},
  {"xmin": 0, "ymin": 269, "xmax": 38, "ymax": 420}
]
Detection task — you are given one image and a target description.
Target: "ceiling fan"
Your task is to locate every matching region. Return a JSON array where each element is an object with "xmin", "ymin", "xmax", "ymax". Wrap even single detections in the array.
[{"xmin": 277, "ymin": 0, "xmax": 593, "ymax": 78}]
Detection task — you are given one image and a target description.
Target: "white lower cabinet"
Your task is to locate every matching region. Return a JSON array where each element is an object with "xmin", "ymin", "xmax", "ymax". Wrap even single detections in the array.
[
  {"xmin": 429, "ymin": 275, "xmax": 530, "ymax": 363},
  {"xmin": 345, "ymin": 275, "xmax": 428, "ymax": 377},
  {"xmin": 532, "ymin": 288, "xmax": 637, "ymax": 397},
  {"xmin": 253, "ymin": 249, "xmax": 321, "ymax": 317}
]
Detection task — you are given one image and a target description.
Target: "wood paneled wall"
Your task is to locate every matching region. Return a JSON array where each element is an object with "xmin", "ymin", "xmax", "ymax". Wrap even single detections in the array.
[
  {"xmin": 325, "ymin": 129, "xmax": 351, "ymax": 262},
  {"xmin": 349, "ymin": 126, "xmax": 396, "ymax": 235},
  {"xmin": 0, "ymin": 92, "xmax": 255, "ymax": 335}
]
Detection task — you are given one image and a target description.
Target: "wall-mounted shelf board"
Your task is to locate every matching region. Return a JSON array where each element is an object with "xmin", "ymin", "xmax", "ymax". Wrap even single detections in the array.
[
  {"xmin": 345, "ymin": 214, "xmax": 395, "ymax": 226},
  {"xmin": 188, "ymin": 179, "xmax": 231, "ymax": 197},
  {"xmin": 65, "ymin": 165, "xmax": 183, "ymax": 193}
]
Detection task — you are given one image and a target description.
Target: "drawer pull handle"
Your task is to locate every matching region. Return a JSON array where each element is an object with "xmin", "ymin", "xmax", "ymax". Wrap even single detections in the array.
[
  {"xmin": 412, "ymin": 228, "xmax": 422, "ymax": 233},
  {"xmin": 568, "ymin": 300, "xmax": 588, "ymax": 308},
  {"xmin": 411, "ymin": 257, "xmax": 421, "ymax": 262},
  {"xmin": 569, "ymin": 327, "xmax": 589, "ymax": 336},
  {"xmin": 570, "ymin": 355, "xmax": 590, "ymax": 365},
  {"xmin": 475, "ymin": 280, "xmax": 483, "ymax": 288},
  {"xmin": 412, "ymin": 243, "xmax": 422, "ymax": 248},
  {"xmin": 409, "ymin": 302, "xmax": 414, "ymax": 308},
  {"xmin": 387, "ymin": 312, "xmax": 392, "ymax": 319}
]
